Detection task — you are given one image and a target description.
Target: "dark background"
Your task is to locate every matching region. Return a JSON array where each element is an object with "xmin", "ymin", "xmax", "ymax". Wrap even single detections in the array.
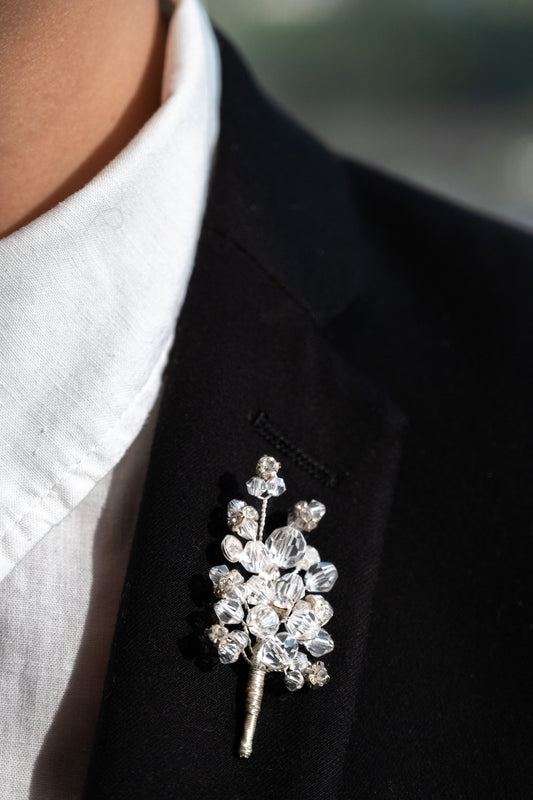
[{"xmin": 208, "ymin": 0, "xmax": 533, "ymax": 228}]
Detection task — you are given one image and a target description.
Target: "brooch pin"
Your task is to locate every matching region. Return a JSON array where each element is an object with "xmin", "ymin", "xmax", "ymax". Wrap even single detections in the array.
[{"xmin": 205, "ymin": 455, "xmax": 338, "ymax": 758}]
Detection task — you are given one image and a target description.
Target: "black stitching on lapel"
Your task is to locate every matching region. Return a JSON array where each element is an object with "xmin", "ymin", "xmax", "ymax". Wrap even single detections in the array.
[{"xmin": 249, "ymin": 410, "xmax": 341, "ymax": 488}]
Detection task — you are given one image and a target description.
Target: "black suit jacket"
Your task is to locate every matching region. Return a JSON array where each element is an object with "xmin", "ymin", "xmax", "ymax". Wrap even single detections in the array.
[{"xmin": 83, "ymin": 35, "xmax": 533, "ymax": 800}]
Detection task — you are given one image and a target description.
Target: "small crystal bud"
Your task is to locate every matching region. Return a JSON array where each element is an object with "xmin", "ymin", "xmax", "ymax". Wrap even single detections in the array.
[
  {"xmin": 245, "ymin": 575, "xmax": 275, "ymax": 605},
  {"xmin": 218, "ymin": 637, "xmax": 242, "ymax": 664},
  {"xmin": 266, "ymin": 476, "xmax": 286, "ymax": 497},
  {"xmin": 285, "ymin": 670, "xmax": 305, "ymax": 692},
  {"xmin": 273, "ymin": 573, "xmax": 305, "ymax": 610},
  {"xmin": 304, "ymin": 661, "xmax": 330, "ymax": 688},
  {"xmin": 205, "ymin": 624, "xmax": 228, "ymax": 645},
  {"xmin": 256, "ymin": 637, "xmax": 289, "ymax": 671},
  {"xmin": 239, "ymin": 540, "xmax": 272, "ymax": 574},
  {"xmin": 304, "ymin": 561, "xmax": 338, "ymax": 593},
  {"xmin": 214, "ymin": 598, "xmax": 244, "ymax": 625},
  {"xmin": 266, "ymin": 526, "xmax": 306, "ymax": 568},
  {"xmin": 256, "ymin": 455, "xmax": 281, "ymax": 480},
  {"xmin": 246, "ymin": 604, "xmax": 280, "ymax": 638},
  {"xmin": 239, "ymin": 519, "xmax": 259, "ymax": 540},
  {"xmin": 246, "ymin": 476, "xmax": 267, "ymax": 497},
  {"xmin": 288, "ymin": 499, "xmax": 326, "ymax": 532},
  {"xmin": 221, "ymin": 534, "xmax": 244, "ymax": 563},
  {"xmin": 305, "ymin": 594, "xmax": 333, "ymax": 625},
  {"xmin": 285, "ymin": 600, "xmax": 321, "ymax": 642},
  {"xmin": 304, "ymin": 628, "xmax": 334, "ymax": 657},
  {"xmin": 228, "ymin": 629, "xmax": 250, "ymax": 652},
  {"xmin": 209, "ymin": 564, "xmax": 229, "ymax": 585},
  {"xmin": 243, "ymin": 505, "xmax": 259, "ymax": 520}
]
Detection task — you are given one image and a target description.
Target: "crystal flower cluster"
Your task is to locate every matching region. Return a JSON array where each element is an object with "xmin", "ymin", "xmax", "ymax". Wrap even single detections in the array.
[{"xmin": 206, "ymin": 455, "xmax": 337, "ymax": 692}]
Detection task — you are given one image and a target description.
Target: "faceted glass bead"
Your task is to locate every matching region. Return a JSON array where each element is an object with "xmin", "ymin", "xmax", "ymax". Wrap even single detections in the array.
[
  {"xmin": 292, "ymin": 650, "xmax": 310, "ymax": 672},
  {"xmin": 239, "ymin": 541, "xmax": 271, "ymax": 574},
  {"xmin": 304, "ymin": 628, "xmax": 334, "ymax": 657},
  {"xmin": 246, "ymin": 476, "xmax": 267, "ymax": 497},
  {"xmin": 305, "ymin": 594, "xmax": 333, "ymax": 625},
  {"xmin": 266, "ymin": 476, "xmax": 286, "ymax": 496},
  {"xmin": 309, "ymin": 499, "xmax": 326, "ymax": 523},
  {"xmin": 276, "ymin": 632, "xmax": 299, "ymax": 661},
  {"xmin": 242, "ymin": 505, "xmax": 259, "ymax": 520},
  {"xmin": 256, "ymin": 637, "xmax": 289, "ymax": 671},
  {"xmin": 218, "ymin": 637, "xmax": 241, "ymax": 664},
  {"xmin": 246, "ymin": 604, "xmax": 279, "ymax": 638},
  {"xmin": 265, "ymin": 526, "xmax": 306, "ymax": 568},
  {"xmin": 239, "ymin": 519, "xmax": 258, "ymax": 540},
  {"xmin": 285, "ymin": 670, "xmax": 305, "ymax": 692},
  {"xmin": 304, "ymin": 561, "xmax": 338, "ymax": 593},
  {"xmin": 221, "ymin": 534, "xmax": 243, "ymax": 563},
  {"xmin": 245, "ymin": 575, "xmax": 275, "ymax": 606},
  {"xmin": 227, "ymin": 499, "xmax": 245, "ymax": 516},
  {"xmin": 273, "ymin": 573, "xmax": 305, "ymax": 609},
  {"xmin": 214, "ymin": 598, "xmax": 244, "ymax": 625},
  {"xmin": 205, "ymin": 624, "xmax": 228, "ymax": 645},
  {"xmin": 288, "ymin": 500, "xmax": 314, "ymax": 530},
  {"xmin": 209, "ymin": 564, "xmax": 229, "ymax": 585},
  {"xmin": 297, "ymin": 545, "xmax": 321, "ymax": 571},
  {"xmin": 285, "ymin": 600, "xmax": 321, "ymax": 641},
  {"xmin": 305, "ymin": 660, "xmax": 330, "ymax": 687},
  {"xmin": 228, "ymin": 629, "xmax": 249, "ymax": 651},
  {"xmin": 256, "ymin": 455, "xmax": 280, "ymax": 480}
]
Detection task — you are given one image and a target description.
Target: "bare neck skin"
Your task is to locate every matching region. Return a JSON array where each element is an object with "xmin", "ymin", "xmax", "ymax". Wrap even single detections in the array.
[{"xmin": 0, "ymin": 0, "xmax": 167, "ymax": 238}]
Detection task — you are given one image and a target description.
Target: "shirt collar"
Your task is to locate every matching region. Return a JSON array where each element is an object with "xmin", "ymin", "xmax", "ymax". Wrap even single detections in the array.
[{"xmin": 0, "ymin": 0, "xmax": 220, "ymax": 580}]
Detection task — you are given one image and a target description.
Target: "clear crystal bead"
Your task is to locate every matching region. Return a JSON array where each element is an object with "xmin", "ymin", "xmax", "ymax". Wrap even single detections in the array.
[
  {"xmin": 305, "ymin": 660, "xmax": 330, "ymax": 687},
  {"xmin": 239, "ymin": 540, "xmax": 271, "ymax": 574},
  {"xmin": 246, "ymin": 476, "xmax": 267, "ymax": 497},
  {"xmin": 215, "ymin": 569, "xmax": 246, "ymax": 600},
  {"xmin": 265, "ymin": 526, "xmax": 306, "ymax": 568},
  {"xmin": 285, "ymin": 670, "xmax": 305, "ymax": 692},
  {"xmin": 246, "ymin": 604, "xmax": 279, "ymax": 638},
  {"xmin": 309, "ymin": 499, "xmax": 326, "ymax": 523},
  {"xmin": 227, "ymin": 498, "xmax": 245, "ymax": 516},
  {"xmin": 293, "ymin": 650, "xmax": 310, "ymax": 672},
  {"xmin": 256, "ymin": 637, "xmax": 289, "ymax": 671},
  {"xmin": 205, "ymin": 624, "xmax": 228, "ymax": 645},
  {"xmin": 276, "ymin": 632, "xmax": 299, "ymax": 662},
  {"xmin": 266, "ymin": 476, "xmax": 286, "ymax": 496},
  {"xmin": 245, "ymin": 575, "xmax": 275, "ymax": 605},
  {"xmin": 256, "ymin": 455, "xmax": 280, "ymax": 480},
  {"xmin": 228, "ymin": 629, "xmax": 249, "ymax": 652},
  {"xmin": 221, "ymin": 534, "xmax": 243, "ymax": 562},
  {"xmin": 209, "ymin": 564, "xmax": 229, "ymax": 585},
  {"xmin": 285, "ymin": 600, "xmax": 321, "ymax": 641},
  {"xmin": 304, "ymin": 628, "xmax": 334, "ymax": 657},
  {"xmin": 297, "ymin": 545, "xmax": 321, "ymax": 571},
  {"xmin": 239, "ymin": 519, "xmax": 258, "ymax": 540},
  {"xmin": 214, "ymin": 598, "xmax": 244, "ymax": 625},
  {"xmin": 242, "ymin": 505, "xmax": 259, "ymax": 520},
  {"xmin": 304, "ymin": 561, "xmax": 338, "ymax": 593},
  {"xmin": 288, "ymin": 499, "xmax": 326, "ymax": 532},
  {"xmin": 218, "ymin": 637, "xmax": 241, "ymax": 664},
  {"xmin": 273, "ymin": 573, "xmax": 305, "ymax": 609},
  {"xmin": 305, "ymin": 594, "xmax": 333, "ymax": 625}
]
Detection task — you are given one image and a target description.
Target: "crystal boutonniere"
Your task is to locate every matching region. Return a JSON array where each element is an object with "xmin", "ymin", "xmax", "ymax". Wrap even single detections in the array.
[{"xmin": 205, "ymin": 455, "xmax": 338, "ymax": 757}]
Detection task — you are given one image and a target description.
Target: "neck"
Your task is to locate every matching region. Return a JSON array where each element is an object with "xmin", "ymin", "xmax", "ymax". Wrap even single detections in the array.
[{"xmin": 0, "ymin": 0, "xmax": 167, "ymax": 238}]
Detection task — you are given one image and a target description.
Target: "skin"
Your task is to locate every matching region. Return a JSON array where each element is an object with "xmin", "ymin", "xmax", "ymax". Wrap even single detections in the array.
[{"xmin": 0, "ymin": 0, "xmax": 168, "ymax": 237}]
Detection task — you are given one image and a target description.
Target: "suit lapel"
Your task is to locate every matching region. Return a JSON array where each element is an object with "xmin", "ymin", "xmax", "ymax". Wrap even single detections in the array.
[{"xmin": 84, "ymin": 35, "xmax": 405, "ymax": 800}]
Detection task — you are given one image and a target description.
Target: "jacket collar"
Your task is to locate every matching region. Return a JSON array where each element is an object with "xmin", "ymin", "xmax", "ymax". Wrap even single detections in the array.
[{"xmin": 84, "ymin": 34, "xmax": 405, "ymax": 799}]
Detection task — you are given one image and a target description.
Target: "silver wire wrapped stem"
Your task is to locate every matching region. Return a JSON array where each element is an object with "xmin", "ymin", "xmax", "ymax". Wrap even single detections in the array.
[{"xmin": 238, "ymin": 656, "xmax": 266, "ymax": 758}]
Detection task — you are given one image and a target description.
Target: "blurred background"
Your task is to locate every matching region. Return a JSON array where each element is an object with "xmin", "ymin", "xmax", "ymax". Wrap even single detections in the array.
[{"xmin": 205, "ymin": 0, "xmax": 533, "ymax": 229}]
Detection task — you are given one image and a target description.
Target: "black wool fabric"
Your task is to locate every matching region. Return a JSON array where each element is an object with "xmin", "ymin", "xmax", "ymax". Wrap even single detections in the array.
[{"xmin": 83, "ymin": 34, "xmax": 533, "ymax": 800}]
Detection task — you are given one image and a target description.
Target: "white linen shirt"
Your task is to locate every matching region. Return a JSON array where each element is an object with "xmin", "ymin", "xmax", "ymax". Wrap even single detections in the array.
[{"xmin": 0, "ymin": 0, "xmax": 220, "ymax": 796}]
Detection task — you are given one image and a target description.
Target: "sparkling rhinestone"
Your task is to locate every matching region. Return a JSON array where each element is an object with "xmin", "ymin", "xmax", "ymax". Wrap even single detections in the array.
[
  {"xmin": 215, "ymin": 569, "xmax": 246, "ymax": 599},
  {"xmin": 245, "ymin": 575, "xmax": 275, "ymax": 605},
  {"xmin": 304, "ymin": 628, "xmax": 334, "ymax": 657},
  {"xmin": 218, "ymin": 637, "xmax": 241, "ymax": 664},
  {"xmin": 205, "ymin": 624, "xmax": 228, "ymax": 645},
  {"xmin": 288, "ymin": 500, "xmax": 314, "ymax": 529},
  {"xmin": 256, "ymin": 637, "xmax": 289, "ymax": 671},
  {"xmin": 266, "ymin": 476, "xmax": 286, "ymax": 496},
  {"xmin": 221, "ymin": 534, "xmax": 243, "ymax": 563},
  {"xmin": 239, "ymin": 540, "xmax": 271, "ymax": 573},
  {"xmin": 246, "ymin": 476, "xmax": 267, "ymax": 497},
  {"xmin": 285, "ymin": 600, "xmax": 321, "ymax": 641},
  {"xmin": 246, "ymin": 604, "xmax": 279, "ymax": 638},
  {"xmin": 305, "ymin": 661, "xmax": 330, "ymax": 687},
  {"xmin": 273, "ymin": 573, "xmax": 305, "ymax": 609},
  {"xmin": 305, "ymin": 594, "xmax": 333, "ymax": 625},
  {"xmin": 297, "ymin": 545, "xmax": 321, "ymax": 571},
  {"xmin": 228, "ymin": 510, "xmax": 244, "ymax": 530},
  {"xmin": 214, "ymin": 598, "xmax": 244, "ymax": 625},
  {"xmin": 304, "ymin": 561, "xmax": 338, "ymax": 593},
  {"xmin": 239, "ymin": 519, "xmax": 258, "ymax": 540},
  {"xmin": 285, "ymin": 670, "xmax": 305, "ymax": 692},
  {"xmin": 256, "ymin": 455, "xmax": 280, "ymax": 480},
  {"xmin": 209, "ymin": 564, "xmax": 229, "ymax": 585},
  {"xmin": 265, "ymin": 526, "xmax": 306, "ymax": 568},
  {"xmin": 276, "ymin": 631, "xmax": 299, "ymax": 661}
]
